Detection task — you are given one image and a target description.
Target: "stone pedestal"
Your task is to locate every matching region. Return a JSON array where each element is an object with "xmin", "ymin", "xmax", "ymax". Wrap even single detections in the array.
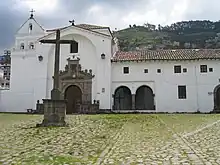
[
  {"xmin": 51, "ymin": 88, "xmax": 61, "ymax": 100},
  {"xmin": 37, "ymin": 99, "xmax": 67, "ymax": 127}
]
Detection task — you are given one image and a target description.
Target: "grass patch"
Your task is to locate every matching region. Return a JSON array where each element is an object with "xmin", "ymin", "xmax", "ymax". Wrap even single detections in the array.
[{"xmin": 159, "ymin": 114, "xmax": 220, "ymax": 134}]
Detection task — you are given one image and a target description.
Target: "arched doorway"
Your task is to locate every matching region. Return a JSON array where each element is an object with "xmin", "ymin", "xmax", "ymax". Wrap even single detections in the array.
[
  {"xmin": 114, "ymin": 86, "xmax": 132, "ymax": 110},
  {"xmin": 214, "ymin": 85, "xmax": 220, "ymax": 110},
  {"xmin": 135, "ymin": 86, "xmax": 155, "ymax": 110},
  {"xmin": 64, "ymin": 85, "xmax": 82, "ymax": 114}
]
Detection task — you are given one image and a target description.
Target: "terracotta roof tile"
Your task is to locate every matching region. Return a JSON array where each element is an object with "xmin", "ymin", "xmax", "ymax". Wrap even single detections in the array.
[
  {"xmin": 112, "ymin": 49, "xmax": 220, "ymax": 62},
  {"xmin": 75, "ymin": 24, "xmax": 109, "ymax": 30},
  {"xmin": 46, "ymin": 24, "xmax": 109, "ymax": 32}
]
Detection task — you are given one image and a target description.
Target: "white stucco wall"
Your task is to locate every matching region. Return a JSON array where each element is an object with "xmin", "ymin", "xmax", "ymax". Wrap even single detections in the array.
[
  {"xmin": 111, "ymin": 60, "xmax": 220, "ymax": 113},
  {"xmin": 0, "ymin": 41, "xmax": 48, "ymax": 112}
]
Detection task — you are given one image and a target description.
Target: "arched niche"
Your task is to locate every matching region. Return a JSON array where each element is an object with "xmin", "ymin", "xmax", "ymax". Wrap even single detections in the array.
[
  {"xmin": 113, "ymin": 86, "xmax": 132, "ymax": 110},
  {"xmin": 135, "ymin": 85, "xmax": 155, "ymax": 110}
]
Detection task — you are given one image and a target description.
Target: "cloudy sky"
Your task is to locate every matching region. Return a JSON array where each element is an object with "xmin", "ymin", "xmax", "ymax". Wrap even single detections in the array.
[{"xmin": 0, "ymin": 0, "xmax": 220, "ymax": 53}]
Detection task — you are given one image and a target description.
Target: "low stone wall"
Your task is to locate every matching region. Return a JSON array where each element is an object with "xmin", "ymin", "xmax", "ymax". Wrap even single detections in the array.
[
  {"xmin": 36, "ymin": 103, "xmax": 44, "ymax": 114},
  {"xmin": 76, "ymin": 103, "xmax": 100, "ymax": 114}
]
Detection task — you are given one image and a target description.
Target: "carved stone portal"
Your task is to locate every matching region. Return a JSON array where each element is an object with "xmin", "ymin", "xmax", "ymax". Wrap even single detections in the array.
[{"xmin": 58, "ymin": 57, "xmax": 99, "ymax": 114}]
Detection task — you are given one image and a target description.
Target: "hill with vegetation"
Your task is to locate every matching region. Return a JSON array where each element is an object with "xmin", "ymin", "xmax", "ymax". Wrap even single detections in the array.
[{"xmin": 113, "ymin": 20, "xmax": 220, "ymax": 51}]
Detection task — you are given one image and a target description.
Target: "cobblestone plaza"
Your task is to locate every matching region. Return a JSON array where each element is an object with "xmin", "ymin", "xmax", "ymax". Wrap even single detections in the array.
[{"xmin": 0, "ymin": 114, "xmax": 220, "ymax": 165}]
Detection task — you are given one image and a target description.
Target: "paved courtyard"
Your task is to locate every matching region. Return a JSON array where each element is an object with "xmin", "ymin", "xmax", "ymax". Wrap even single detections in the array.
[{"xmin": 0, "ymin": 114, "xmax": 220, "ymax": 165}]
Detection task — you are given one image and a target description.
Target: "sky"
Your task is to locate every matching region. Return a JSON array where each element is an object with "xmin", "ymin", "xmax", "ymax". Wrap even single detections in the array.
[{"xmin": 0, "ymin": 0, "xmax": 220, "ymax": 53}]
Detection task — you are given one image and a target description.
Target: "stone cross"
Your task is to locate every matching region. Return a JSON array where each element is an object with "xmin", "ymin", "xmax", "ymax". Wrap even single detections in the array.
[
  {"xmin": 37, "ymin": 29, "xmax": 76, "ymax": 127},
  {"xmin": 69, "ymin": 19, "xmax": 75, "ymax": 26},
  {"xmin": 40, "ymin": 29, "xmax": 75, "ymax": 100},
  {"xmin": 30, "ymin": 9, "xmax": 35, "ymax": 19},
  {"xmin": 4, "ymin": 50, "xmax": 11, "ymax": 56}
]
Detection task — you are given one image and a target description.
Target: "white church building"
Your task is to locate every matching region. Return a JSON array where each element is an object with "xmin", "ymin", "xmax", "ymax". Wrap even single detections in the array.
[{"xmin": 1, "ymin": 13, "xmax": 220, "ymax": 113}]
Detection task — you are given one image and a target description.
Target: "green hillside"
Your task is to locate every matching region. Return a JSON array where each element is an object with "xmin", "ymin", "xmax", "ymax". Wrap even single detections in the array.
[{"xmin": 114, "ymin": 21, "xmax": 220, "ymax": 51}]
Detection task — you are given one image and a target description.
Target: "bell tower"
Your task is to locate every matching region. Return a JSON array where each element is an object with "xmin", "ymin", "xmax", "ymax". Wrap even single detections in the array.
[{"xmin": 8, "ymin": 10, "xmax": 46, "ymax": 112}]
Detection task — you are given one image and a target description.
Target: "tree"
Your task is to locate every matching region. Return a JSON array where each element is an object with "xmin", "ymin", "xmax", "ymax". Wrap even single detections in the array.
[
  {"xmin": 4, "ymin": 55, "xmax": 11, "ymax": 64},
  {"xmin": 144, "ymin": 23, "xmax": 156, "ymax": 31},
  {"xmin": 158, "ymin": 24, "xmax": 161, "ymax": 31},
  {"xmin": 115, "ymin": 20, "xmax": 220, "ymax": 51},
  {"xmin": 3, "ymin": 50, "xmax": 11, "ymax": 64}
]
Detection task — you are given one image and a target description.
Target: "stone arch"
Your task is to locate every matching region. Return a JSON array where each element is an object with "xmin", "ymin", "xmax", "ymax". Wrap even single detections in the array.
[
  {"xmin": 62, "ymin": 83, "xmax": 83, "ymax": 97},
  {"xmin": 64, "ymin": 85, "xmax": 82, "ymax": 114},
  {"xmin": 135, "ymin": 85, "xmax": 155, "ymax": 110},
  {"xmin": 213, "ymin": 84, "xmax": 220, "ymax": 111},
  {"xmin": 113, "ymin": 86, "xmax": 132, "ymax": 110}
]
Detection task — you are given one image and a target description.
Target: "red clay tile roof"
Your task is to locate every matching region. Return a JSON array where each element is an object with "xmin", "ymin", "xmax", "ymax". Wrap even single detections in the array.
[
  {"xmin": 76, "ymin": 24, "xmax": 109, "ymax": 30},
  {"xmin": 112, "ymin": 49, "xmax": 220, "ymax": 62},
  {"xmin": 46, "ymin": 24, "xmax": 109, "ymax": 32}
]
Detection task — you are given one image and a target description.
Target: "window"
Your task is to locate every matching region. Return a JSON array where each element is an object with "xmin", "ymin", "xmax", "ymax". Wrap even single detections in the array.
[
  {"xmin": 144, "ymin": 69, "xmax": 148, "ymax": 73},
  {"xmin": 102, "ymin": 88, "xmax": 105, "ymax": 93},
  {"xmin": 123, "ymin": 67, "xmax": 129, "ymax": 74},
  {"xmin": 70, "ymin": 41, "xmax": 78, "ymax": 53},
  {"xmin": 29, "ymin": 23, "xmax": 33, "ymax": 31},
  {"xmin": 174, "ymin": 65, "xmax": 181, "ymax": 73},
  {"xmin": 200, "ymin": 65, "xmax": 207, "ymax": 73},
  {"xmin": 209, "ymin": 68, "xmax": 213, "ymax": 72},
  {"xmin": 178, "ymin": 85, "xmax": 186, "ymax": 99},
  {"xmin": 157, "ymin": 69, "xmax": 161, "ymax": 73},
  {"xmin": 70, "ymin": 64, "xmax": 77, "ymax": 71},
  {"xmin": 183, "ymin": 68, "xmax": 187, "ymax": 73},
  {"xmin": 20, "ymin": 43, "xmax": 24, "ymax": 50},
  {"xmin": 29, "ymin": 43, "xmax": 34, "ymax": 49}
]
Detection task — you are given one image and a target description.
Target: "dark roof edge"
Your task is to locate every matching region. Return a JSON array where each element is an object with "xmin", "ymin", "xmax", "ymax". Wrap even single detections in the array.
[{"xmin": 111, "ymin": 58, "xmax": 220, "ymax": 62}]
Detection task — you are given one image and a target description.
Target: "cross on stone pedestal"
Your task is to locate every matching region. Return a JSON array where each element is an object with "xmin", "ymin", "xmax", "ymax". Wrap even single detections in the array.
[
  {"xmin": 37, "ymin": 29, "xmax": 76, "ymax": 127},
  {"xmin": 40, "ymin": 30, "xmax": 76, "ymax": 100}
]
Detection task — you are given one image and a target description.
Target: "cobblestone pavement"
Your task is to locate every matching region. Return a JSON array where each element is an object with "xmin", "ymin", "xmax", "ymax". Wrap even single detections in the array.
[
  {"xmin": 1, "ymin": 115, "xmax": 220, "ymax": 165},
  {"xmin": 97, "ymin": 118, "xmax": 220, "ymax": 165}
]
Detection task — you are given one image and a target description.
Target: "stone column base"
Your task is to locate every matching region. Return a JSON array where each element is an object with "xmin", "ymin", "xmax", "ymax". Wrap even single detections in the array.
[
  {"xmin": 132, "ymin": 94, "xmax": 135, "ymax": 110},
  {"xmin": 36, "ymin": 99, "xmax": 67, "ymax": 127}
]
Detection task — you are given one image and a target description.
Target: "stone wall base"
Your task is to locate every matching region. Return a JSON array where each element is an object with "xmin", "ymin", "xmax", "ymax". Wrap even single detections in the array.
[{"xmin": 36, "ymin": 99, "xmax": 67, "ymax": 127}]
